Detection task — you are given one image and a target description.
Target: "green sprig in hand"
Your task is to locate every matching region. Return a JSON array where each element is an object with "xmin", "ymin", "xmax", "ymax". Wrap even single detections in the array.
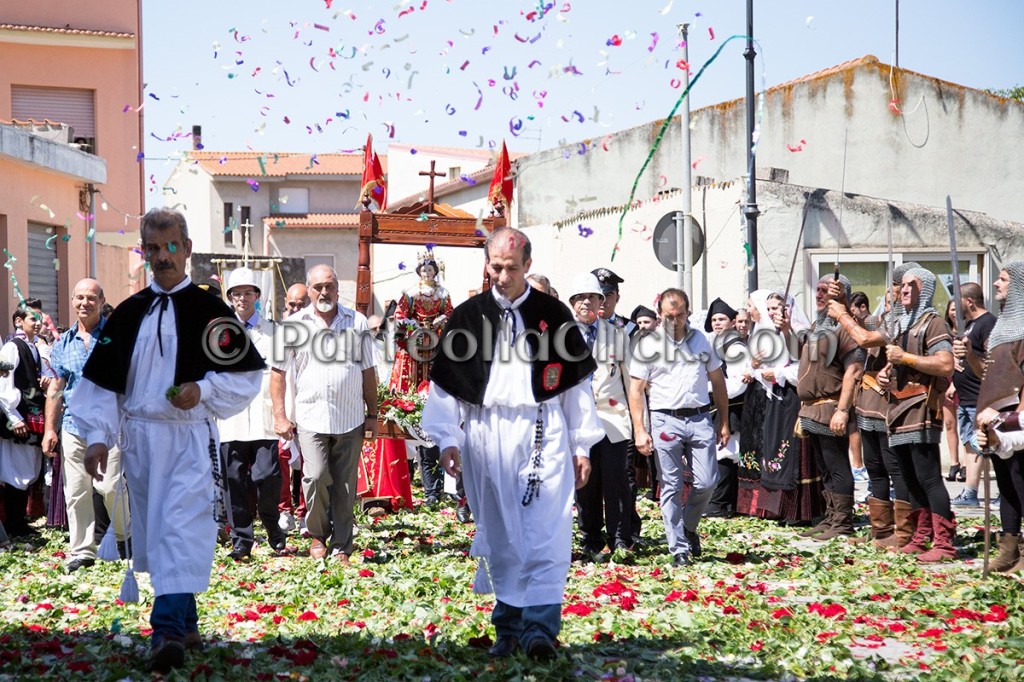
[{"xmin": 165, "ymin": 385, "xmax": 182, "ymax": 401}]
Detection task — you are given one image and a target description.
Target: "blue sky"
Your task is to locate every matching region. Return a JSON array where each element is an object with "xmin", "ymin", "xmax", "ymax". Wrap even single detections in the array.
[{"xmin": 141, "ymin": 0, "xmax": 1023, "ymax": 205}]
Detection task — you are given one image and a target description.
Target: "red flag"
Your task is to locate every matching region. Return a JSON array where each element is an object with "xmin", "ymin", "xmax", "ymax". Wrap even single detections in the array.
[
  {"xmin": 358, "ymin": 134, "xmax": 387, "ymax": 210},
  {"xmin": 488, "ymin": 141, "xmax": 513, "ymax": 213},
  {"xmin": 372, "ymin": 152, "xmax": 387, "ymax": 210}
]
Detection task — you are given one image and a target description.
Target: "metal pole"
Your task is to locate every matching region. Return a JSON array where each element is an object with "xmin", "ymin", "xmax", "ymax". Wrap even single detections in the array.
[
  {"xmin": 673, "ymin": 210, "xmax": 685, "ymax": 289},
  {"xmin": 743, "ymin": 0, "xmax": 760, "ymax": 293},
  {"xmin": 678, "ymin": 23, "xmax": 694, "ymax": 298},
  {"xmin": 88, "ymin": 184, "xmax": 97, "ymax": 279},
  {"xmin": 895, "ymin": 0, "xmax": 900, "ymax": 68}
]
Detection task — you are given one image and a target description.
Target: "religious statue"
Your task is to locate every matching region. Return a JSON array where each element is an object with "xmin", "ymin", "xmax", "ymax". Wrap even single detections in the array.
[
  {"xmin": 359, "ymin": 250, "xmax": 453, "ymax": 512},
  {"xmin": 390, "ymin": 252, "xmax": 453, "ymax": 392}
]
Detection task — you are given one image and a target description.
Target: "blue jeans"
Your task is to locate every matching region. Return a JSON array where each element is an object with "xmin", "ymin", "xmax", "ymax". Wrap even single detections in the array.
[
  {"xmin": 150, "ymin": 593, "xmax": 198, "ymax": 646},
  {"xmin": 492, "ymin": 600, "xmax": 561, "ymax": 645},
  {"xmin": 957, "ymin": 404, "xmax": 979, "ymax": 455}
]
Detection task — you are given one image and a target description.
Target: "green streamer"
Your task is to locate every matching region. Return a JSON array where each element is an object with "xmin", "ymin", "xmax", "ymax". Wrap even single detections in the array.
[{"xmin": 612, "ymin": 34, "xmax": 756, "ymax": 261}]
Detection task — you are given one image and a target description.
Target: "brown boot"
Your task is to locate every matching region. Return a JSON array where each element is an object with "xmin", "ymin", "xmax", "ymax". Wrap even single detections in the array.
[
  {"xmin": 885, "ymin": 500, "xmax": 913, "ymax": 550},
  {"xmin": 1007, "ymin": 536, "xmax": 1024, "ymax": 573},
  {"xmin": 814, "ymin": 494, "xmax": 856, "ymax": 541},
  {"xmin": 800, "ymin": 490, "xmax": 833, "ymax": 538},
  {"xmin": 862, "ymin": 497, "xmax": 897, "ymax": 548},
  {"xmin": 897, "ymin": 507, "xmax": 932, "ymax": 555},
  {"xmin": 990, "ymin": 533, "xmax": 1022, "ymax": 573},
  {"xmin": 917, "ymin": 513, "xmax": 957, "ymax": 563}
]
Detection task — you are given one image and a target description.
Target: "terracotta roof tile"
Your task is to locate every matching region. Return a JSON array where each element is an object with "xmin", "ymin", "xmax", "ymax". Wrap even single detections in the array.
[
  {"xmin": 263, "ymin": 213, "xmax": 360, "ymax": 228},
  {"xmin": 189, "ymin": 151, "xmax": 385, "ymax": 177},
  {"xmin": 389, "ymin": 143, "xmax": 528, "ymax": 161},
  {"xmin": 0, "ymin": 23, "xmax": 134, "ymax": 39}
]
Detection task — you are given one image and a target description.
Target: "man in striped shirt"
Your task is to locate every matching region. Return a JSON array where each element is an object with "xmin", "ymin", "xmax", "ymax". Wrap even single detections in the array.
[{"xmin": 270, "ymin": 265, "xmax": 378, "ymax": 563}]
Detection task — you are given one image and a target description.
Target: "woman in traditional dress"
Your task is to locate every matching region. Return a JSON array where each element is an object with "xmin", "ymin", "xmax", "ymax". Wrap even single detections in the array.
[
  {"xmin": 753, "ymin": 293, "xmax": 823, "ymax": 525},
  {"xmin": 358, "ymin": 252, "xmax": 453, "ymax": 511},
  {"xmin": 736, "ymin": 290, "xmax": 774, "ymax": 516}
]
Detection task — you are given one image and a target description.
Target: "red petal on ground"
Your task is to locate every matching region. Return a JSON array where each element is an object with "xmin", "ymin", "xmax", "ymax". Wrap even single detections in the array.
[
  {"xmin": 359, "ymin": 569, "xmax": 375, "ymax": 577},
  {"xmin": 297, "ymin": 610, "xmax": 319, "ymax": 621},
  {"xmin": 563, "ymin": 602, "xmax": 596, "ymax": 616},
  {"xmin": 771, "ymin": 608, "xmax": 794, "ymax": 619},
  {"xmin": 750, "ymin": 640, "xmax": 764, "ymax": 651},
  {"xmin": 808, "ymin": 602, "xmax": 847, "ymax": 619}
]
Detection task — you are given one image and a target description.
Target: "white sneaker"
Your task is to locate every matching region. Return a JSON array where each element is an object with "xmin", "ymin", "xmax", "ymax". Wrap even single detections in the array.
[{"xmin": 278, "ymin": 512, "xmax": 296, "ymax": 533}]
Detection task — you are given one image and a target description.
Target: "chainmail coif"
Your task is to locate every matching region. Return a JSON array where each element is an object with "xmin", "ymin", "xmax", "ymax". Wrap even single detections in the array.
[{"xmin": 987, "ymin": 261, "xmax": 1024, "ymax": 350}]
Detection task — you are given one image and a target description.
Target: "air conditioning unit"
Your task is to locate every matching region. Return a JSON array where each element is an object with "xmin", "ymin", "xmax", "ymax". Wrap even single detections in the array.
[{"xmin": 27, "ymin": 122, "xmax": 74, "ymax": 144}]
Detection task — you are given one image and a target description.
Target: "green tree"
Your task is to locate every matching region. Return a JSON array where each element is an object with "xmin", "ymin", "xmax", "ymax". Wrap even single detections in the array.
[{"xmin": 989, "ymin": 85, "xmax": 1024, "ymax": 102}]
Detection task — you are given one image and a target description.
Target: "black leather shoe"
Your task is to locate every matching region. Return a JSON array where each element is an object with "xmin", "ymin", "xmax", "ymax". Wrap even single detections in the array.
[
  {"xmin": 456, "ymin": 505, "xmax": 473, "ymax": 524},
  {"xmin": 487, "ymin": 635, "xmax": 519, "ymax": 658},
  {"xmin": 672, "ymin": 551, "xmax": 693, "ymax": 567},
  {"xmin": 146, "ymin": 637, "xmax": 185, "ymax": 673},
  {"xmin": 525, "ymin": 635, "xmax": 557, "ymax": 661},
  {"xmin": 423, "ymin": 494, "xmax": 440, "ymax": 506},
  {"xmin": 184, "ymin": 631, "xmax": 204, "ymax": 651},
  {"xmin": 66, "ymin": 557, "xmax": 95, "ymax": 573},
  {"xmin": 684, "ymin": 528, "xmax": 702, "ymax": 558},
  {"xmin": 228, "ymin": 548, "xmax": 251, "ymax": 562}
]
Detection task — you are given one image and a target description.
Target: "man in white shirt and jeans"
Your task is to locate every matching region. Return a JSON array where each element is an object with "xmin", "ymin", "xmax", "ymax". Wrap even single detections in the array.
[
  {"xmin": 270, "ymin": 265, "xmax": 378, "ymax": 563},
  {"xmin": 629, "ymin": 288, "xmax": 730, "ymax": 566}
]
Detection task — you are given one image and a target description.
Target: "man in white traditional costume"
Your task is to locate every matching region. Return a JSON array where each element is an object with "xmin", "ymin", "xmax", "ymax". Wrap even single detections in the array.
[
  {"xmin": 71, "ymin": 208, "xmax": 265, "ymax": 674},
  {"xmin": 423, "ymin": 228, "xmax": 604, "ymax": 661},
  {"xmin": 0, "ymin": 306, "xmax": 47, "ymax": 537}
]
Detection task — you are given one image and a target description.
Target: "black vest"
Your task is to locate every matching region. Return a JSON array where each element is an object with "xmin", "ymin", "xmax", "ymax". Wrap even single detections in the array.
[
  {"xmin": 430, "ymin": 288, "xmax": 596, "ymax": 406},
  {"xmin": 0, "ymin": 338, "xmax": 45, "ymax": 444},
  {"xmin": 83, "ymin": 283, "xmax": 266, "ymax": 394}
]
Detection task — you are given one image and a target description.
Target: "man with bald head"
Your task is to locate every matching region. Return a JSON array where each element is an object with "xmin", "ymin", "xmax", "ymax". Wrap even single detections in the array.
[
  {"xmin": 44, "ymin": 279, "xmax": 130, "ymax": 572},
  {"xmin": 285, "ymin": 283, "xmax": 310, "ymax": 318}
]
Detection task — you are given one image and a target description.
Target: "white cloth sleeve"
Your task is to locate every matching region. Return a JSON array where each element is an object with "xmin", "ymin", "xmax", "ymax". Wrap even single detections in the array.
[
  {"xmin": 196, "ymin": 369, "xmax": 264, "ymax": 421},
  {"xmin": 0, "ymin": 342, "xmax": 23, "ymax": 424},
  {"xmin": 775, "ymin": 363, "xmax": 799, "ymax": 387},
  {"xmin": 558, "ymin": 381, "xmax": 604, "ymax": 460},
  {"xmin": 68, "ymin": 378, "xmax": 121, "ymax": 448},
  {"xmin": 422, "ymin": 382, "xmax": 465, "ymax": 452},
  {"xmin": 723, "ymin": 357, "xmax": 748, "ymax": 400},
  {"xmin": 994, "ymin": 429, "xmax": 1024, "ymax": 459}
]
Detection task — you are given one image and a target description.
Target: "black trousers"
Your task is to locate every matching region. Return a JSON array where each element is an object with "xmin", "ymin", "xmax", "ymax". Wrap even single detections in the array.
[
  {"xmin": 707, "ymin": 459, "xmax": 738, "ymax": 514},
  {"xmin": 993, "ymin": 451, "xmax": 1024, "ymax": 535},
  {"xmin": 893, "ymin": 441, "xmax": 952, "ymax": 520},
  {"xmin": 576, "ymin": 436, "xmax": 632, "ymax": 551},
  {"xmin": 860, "ymin": 429, "xmax": 908, "ymax": 502},
  {"xmin": 222, "ymin": 439, "xmax": 284, "ymax": 551},
  {"xmin": 808, "ymin": 431, "xmax": 853, "ymax": 496}
]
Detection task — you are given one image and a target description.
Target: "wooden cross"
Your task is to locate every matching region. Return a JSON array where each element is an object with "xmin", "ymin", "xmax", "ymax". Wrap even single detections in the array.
[{"xmin": 418, "ymin": 160, "xmax": 446, "ymax": 209}]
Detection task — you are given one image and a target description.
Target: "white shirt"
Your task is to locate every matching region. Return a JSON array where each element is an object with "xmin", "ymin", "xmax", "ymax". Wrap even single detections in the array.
[
  {"xmin": 629, "ymin": 326, "xmax": 722, "ymax": 411},
  {"xmin": 218, "ymin": 315, "xmax": 277, "ymax": 442},
  {"xmin": 272, "ymin": 303, "xmax": 375, "ymax": 435},
  {"xmin": 482, "ymin": 287, "xmax": 536, "ymax": 408}
]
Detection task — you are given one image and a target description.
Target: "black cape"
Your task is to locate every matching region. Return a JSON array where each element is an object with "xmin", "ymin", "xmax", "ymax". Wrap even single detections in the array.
[
  {"xmin": 430, "ymin": 288, "xmax": 596, "ymax": 406},
  {"xmin": 83, "ymin": 283, "xmax": 265, "ymax": 394}
]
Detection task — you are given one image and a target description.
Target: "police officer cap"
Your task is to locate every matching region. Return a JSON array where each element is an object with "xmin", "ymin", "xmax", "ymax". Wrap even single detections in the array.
[{"xmin": 590, "ymin": 268, "xmax": 624, "ymax": 295}]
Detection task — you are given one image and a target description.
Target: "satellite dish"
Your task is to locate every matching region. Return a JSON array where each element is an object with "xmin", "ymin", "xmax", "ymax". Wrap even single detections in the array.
[{"xmin": 652, "ymin": 211, "xmax": 704, "ymax": 271}]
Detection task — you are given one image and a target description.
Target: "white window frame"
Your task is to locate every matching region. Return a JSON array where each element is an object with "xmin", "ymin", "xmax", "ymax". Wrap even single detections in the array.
[
  {"xmin": 303, "ymin": 254, "xmax": 336, "ymax": 271},
  {"xmin": 806, "ymin": 247, "xmax": 989, "ymax": 312}
]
